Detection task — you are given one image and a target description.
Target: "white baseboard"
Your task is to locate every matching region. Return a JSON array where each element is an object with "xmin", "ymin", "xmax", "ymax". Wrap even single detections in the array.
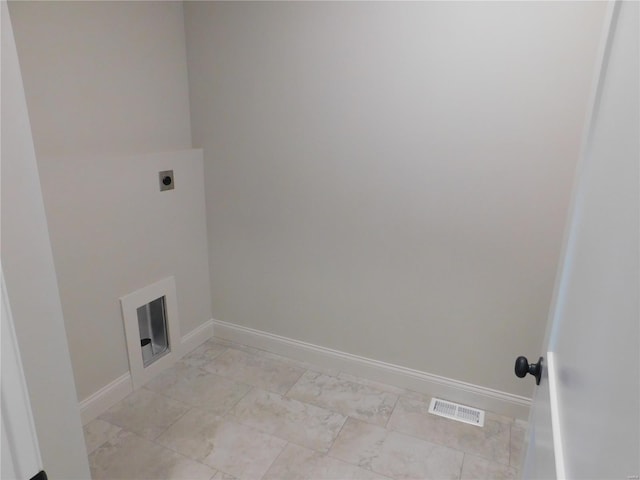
[
  {"xmin": 79, "ymin": 319, "xmax": 215, "ymax": 425},
  {"xmin": 212, "ymin": 319, "xmax": 532, "ymax": 420},
  {"xmin": 180, "ymin": 318, "xmax": 215, "ymax": 357},
  {"xmin": 79, "ymin": 372, "xmax": 132, "ymax": 425}
]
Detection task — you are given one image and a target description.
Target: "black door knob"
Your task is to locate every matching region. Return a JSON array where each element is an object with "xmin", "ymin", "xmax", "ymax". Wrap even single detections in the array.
[{"xmin": 515, "ymin": 356, "xmax": 543, "ymax": 385}]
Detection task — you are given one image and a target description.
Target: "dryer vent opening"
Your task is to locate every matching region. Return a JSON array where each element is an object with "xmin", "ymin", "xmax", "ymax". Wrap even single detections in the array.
[{"xmin": 137, "ymin": 296, "xmax": 169, "ymax": 367}]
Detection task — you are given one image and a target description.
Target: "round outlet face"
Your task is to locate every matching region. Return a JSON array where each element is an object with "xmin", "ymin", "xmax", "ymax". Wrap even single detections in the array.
[{"xmin": 159, "ymin": 171, "xmax": 174, "ymax": 191}]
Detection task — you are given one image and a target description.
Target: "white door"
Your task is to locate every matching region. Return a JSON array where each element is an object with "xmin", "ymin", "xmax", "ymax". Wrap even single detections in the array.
[
  {"xmin": 522, "ymin": 1, "xmax": 639, "ymax": 478},
  {"xmin": 1, "ymin": 266, "xmax": 43, "ymax": 480}
]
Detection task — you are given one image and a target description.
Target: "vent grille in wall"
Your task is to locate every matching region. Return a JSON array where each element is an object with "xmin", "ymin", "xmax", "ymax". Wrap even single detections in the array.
[{"xmin": 428, "ymin": 398, "xmax": 485, "ymax": 427}]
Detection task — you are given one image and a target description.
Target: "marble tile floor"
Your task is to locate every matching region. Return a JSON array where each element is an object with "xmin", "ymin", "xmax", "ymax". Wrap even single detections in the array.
[{"xmin": 84, "ymin": 338, "xmax": 527, "ymax": 480}]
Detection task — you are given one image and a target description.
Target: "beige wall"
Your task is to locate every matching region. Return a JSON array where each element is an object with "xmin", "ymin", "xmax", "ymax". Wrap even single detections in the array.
[
  {"xmin": 9, "ymin": 1, "xmax": 192, "ymax": 157},
  {"xmin": 2, "ymin": 4, "xmax": 90, "ymax": 477},
  {"xmin": 9, "ymin": 0, "xmax": 606, "ymax": 405},
  {"xmin": 9, "ymin": 1, "xmax": 211, "ymax": 401},
  {"xmin": 37, "ymin": 149, "xmax": 211, "ymax": 401},
  {"xmin": 185, "ymin": 1, "xmax": 606, "ymax": 397}
]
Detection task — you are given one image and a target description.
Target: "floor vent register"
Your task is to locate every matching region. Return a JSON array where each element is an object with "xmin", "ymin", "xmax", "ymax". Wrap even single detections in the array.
[{"xmin": 428, "ymin": 398, "xmax": 485, "ymax": 427}]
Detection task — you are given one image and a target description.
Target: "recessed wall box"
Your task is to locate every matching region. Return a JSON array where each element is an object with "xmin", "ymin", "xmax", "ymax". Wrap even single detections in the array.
[{"xmin": 120, "ymin": 277, "xmax": 180, "ymax": 389}]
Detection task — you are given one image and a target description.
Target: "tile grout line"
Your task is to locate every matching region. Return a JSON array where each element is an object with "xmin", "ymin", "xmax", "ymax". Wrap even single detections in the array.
[
  {"xmin": 328, "ymin": 414, "xmax": 472, "ymax": 480},
  {"xmin": 97, "ymin": 387, "xmax": 193, "ymax": 443},
  {"xmin": 225, "ymin": 409, "xmax": 336, "ymax": 460},
  {"xmin": 324, "ymin": 416, "xmax": 383, "ymax": 476},
  {"xmin": 223, "ymin": 394, "xmax": 301, "ymax": 455},
  {"xmin": 224, "ymin": 393, "xmax": 344, "ymax": 457},
  {"xmin": 145, "ymin": 401, "xmax": 282, "ymax": 479},
  {"xmin": 459, "ymin": 452, "xmax": 466, "ymax": 479},
  {"xmin": 223, "ymin": 382, "xmax": 255, "ymax": 414},
  {"xmin": 325, "ymin": 413, "xmax": 350, "ymax": 457},
  {"xmin": 383, "ymin": 396, "xmax": 514, "ymax": 467},
  {"xmin": 375, "ymin": 415, "xmax": 484, "ymax": 465},
  {"xmin": 151, "ymin": 403, "xmax": 194, "ymax": 442},
  {"xmin": 324, "ymin": 415, "xmax": 436, "ymax": 480},
  {"xmin": 200, "ymin": 347, "xmax": 309, "ymax": 398},
  {"xmin": 83, "ymin": 417, "xmax": 123, "ymax": 457},
  {"xmin": 256, "ymin": 441, "xmax": 292, "ymax": 480},
  {"xmin": 92, "ymin": 421, "xmax": 216, "ymax": 476},
  {"xmin": 142, "ymin": 362, "xmax": 254, "ymax": 417},
  {"xmin": 383, "ymin": 393, "xmax": 401, "ymax": 429},
  {"xmin": 508, "ymin": 422, "xmax": 513, "ymax": 467},
  {"xmin": 285, "ymin": 371, "xmax": 402, "ymax": 429},
  {"xmin": 281, "ymin": 367, "xmax": 309, "ymax": 398},
  {"xmin": 147, "ymin": 427, "xmax": 216, "ymax": 475}
]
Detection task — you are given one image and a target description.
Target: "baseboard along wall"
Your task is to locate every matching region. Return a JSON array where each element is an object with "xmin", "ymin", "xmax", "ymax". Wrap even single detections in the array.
[
  {"xmin": 212, "ymin": 319, "xmax": 531, "ymax": 420},
  {"xmin": 79, "ymin": 317, "xmax": 530, "ymax": 424},
  {"xmin": 79, "ymin": 319, "xmax": 214, "ymax": 425}
]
